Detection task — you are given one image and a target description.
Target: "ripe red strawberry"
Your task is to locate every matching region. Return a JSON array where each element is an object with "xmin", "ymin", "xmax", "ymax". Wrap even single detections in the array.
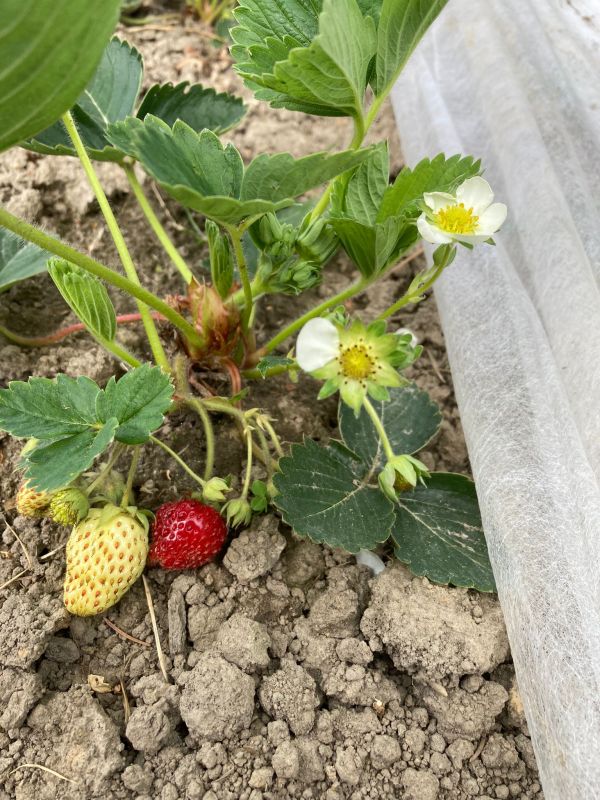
[{"xmin": 148, "ymin": 499, "xmax": 227, "ymax": 570}]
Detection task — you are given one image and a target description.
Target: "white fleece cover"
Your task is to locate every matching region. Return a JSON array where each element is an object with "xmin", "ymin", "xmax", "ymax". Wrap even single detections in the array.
[{"xmin": 391, "ymin": 2, "xmax": 600, "ymax": 798}]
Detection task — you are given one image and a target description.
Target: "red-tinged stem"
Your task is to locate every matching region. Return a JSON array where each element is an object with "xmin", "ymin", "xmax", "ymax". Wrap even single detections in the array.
[
  {"xmin": 222, "ymin": 357, "xmax": 242, "ymax": 397},
  {"xmin": 0, "ymin": 313, "xmax": 165, "ymax": 348}
]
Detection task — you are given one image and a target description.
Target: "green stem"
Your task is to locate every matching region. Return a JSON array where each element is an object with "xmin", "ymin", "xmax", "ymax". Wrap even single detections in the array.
[
  {"xmin": 254, "ymin": 426, "xmax": 275, "ymax": 477},
  {"xmin": 363, "ymin": 397, "xmax": 395, "ymax": 462},
  {"xmin": 378, "ymin": 262, "xmax": 446, "ymax": 321},
  {"xmin": 61, "ymin": 112, "xmax": 170, "ymax": 372},
  {"xmin": 86, "ymin": 444, "xmax": 125, "ymax": 496},
  {"xmin": 226, "ymin": 225, "xmax": 253, "ymax": 330},
  {"xmin": 240, "ymin": 426, "xmax": 253, "ymax": 500},
  {"xmin": 185, "ymin": 398, "xmax": 216, "ymax": 482},
  {"xmin": 122, "ymin": 447, "xmax": 142, "ymax": 507},
  {"xmin": 183, "ymin": 208, "xmax": 207, "ymax": 245},
  {"xmin": 123, "ymin": 163, "xmax": 194, "ymax": 285},
  {"xmin": 230, "ymin": 276, "xmax": 265, "ymax": 307},
  {"xmin": 257, "ymin": 245, "xmax": 423, "ymax": 357},
  {"xmin": 149, "ymin": 434, "xmax": 206, "ymax": 488},
  {"xmin": 364, "ymin": 93, "xmax": 387, "ymax": 132},
  {"xmin": 259, "ymin": 417, "xmax": 284, "ymax": 458},
  {"xmin": 201, "ymin": 397, "xmax": 247, "ymax": 422},
  {"xmin": 309, "ymin": 183, "xmax": 335, "ymax": 223},
  {"xmin": 0, "ymin": 206, "xmax": 205, "ymax": 350},
  {"xmin": 95, "ymin": 335, "xmax": 141, "ymax": 368},
  {"xmin": 242, "ymin": 362, "xmax": 293, "ymax": 380},
  {"xmin": 308, "ymin": 113, "xmax": 369, "ymax": 224},
  {"xmin": 259, "ymin": 275, "xmax": 370, "ymax": 356}
]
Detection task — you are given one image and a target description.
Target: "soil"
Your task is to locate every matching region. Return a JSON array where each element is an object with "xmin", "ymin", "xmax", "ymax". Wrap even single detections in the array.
[{"xmin": 0, "ymin": 11, "xmax": 542, "ymax": 800}]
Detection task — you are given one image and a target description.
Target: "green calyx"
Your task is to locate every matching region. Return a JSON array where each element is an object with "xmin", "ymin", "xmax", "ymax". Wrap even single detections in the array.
[
  {"xmin": 224, "ymin": 497, "xmax": 252, "ymax": 527},
  {"xmin": 315, "ymin": 319, "xmax": 420, "ymax": 415},
  {"xmin": 49, "ymin": 487, "xmax": 90, "ymax": 526},
  {"xmin": 378, "ymin": 455, "xmax": 430, "ymax": 502},
  {"xmin": 80, "ymin": 503, "xmax": 152, "ymax": 536},
  {"xmin": 202, "ymin": 476, "xmax": 232, "ymax": 504}
]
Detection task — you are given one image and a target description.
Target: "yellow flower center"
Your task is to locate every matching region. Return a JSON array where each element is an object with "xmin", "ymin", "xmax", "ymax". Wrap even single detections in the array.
[
  {"xmin": 434, "ymin": 203, "xmax": 479, "ymax": 234},
  {"xmin": 339, "ymin": 344, "xmax": 374, "ymax": 380}
]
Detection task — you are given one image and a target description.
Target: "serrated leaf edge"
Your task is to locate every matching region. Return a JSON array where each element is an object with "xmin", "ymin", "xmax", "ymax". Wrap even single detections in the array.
[
  {"xmin": 273, "ymin": 436, "xmax": 394, "ymax": 553},
  {"xmin": 391, "ymin": 472, "xmax": 496, "ymax": 593}
]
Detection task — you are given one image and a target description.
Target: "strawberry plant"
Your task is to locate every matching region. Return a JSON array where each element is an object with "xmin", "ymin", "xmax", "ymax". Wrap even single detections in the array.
[{"xmin": 0, "ymin": 0, "xmax": 507, "ymax": 616}]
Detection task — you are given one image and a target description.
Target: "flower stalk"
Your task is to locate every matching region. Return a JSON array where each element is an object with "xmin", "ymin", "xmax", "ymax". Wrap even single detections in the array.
[
  {"xmin": 61, "ymin": 112, "xmax": 170, "ymax": 373},
  {"xmin": 122, "ymin": 162, "xmax": 194, "ymax": 285}
]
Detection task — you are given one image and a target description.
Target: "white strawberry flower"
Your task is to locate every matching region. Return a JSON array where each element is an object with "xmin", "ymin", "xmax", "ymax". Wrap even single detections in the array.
[
  {"xmin": 417, "ymin": 177, "xmax": 507, "ymax": 246},
  {"xmin": 295, "ymin": 317, "xmax": 419, "ymax": 414}
]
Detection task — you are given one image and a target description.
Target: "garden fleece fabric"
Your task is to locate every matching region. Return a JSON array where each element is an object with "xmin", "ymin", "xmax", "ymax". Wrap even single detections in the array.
[{"xmin": 392, "ymin": 1, "xmax": 600, "ymax": 798}]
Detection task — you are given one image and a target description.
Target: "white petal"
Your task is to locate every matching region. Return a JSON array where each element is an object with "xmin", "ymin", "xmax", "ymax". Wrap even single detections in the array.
[
  {"xmin": 417, "ymin": 215, "xmax": 453, "ymax": 244},
  {"xmin": 477, "ymin": 202, "xmax": 507, "ymax": 233},
  {"xmin": 296, "ymin": 317, "xmax": 339, "ymax": 372},
  {"xmin": 356, "ymin": 549, "xmax": 386, "ymax": 575},
  {"xmin": 423, "ymin": 191, "xmax": 456, "ymax": 212},
  {"xmin": 395, "ymin": 327, "xmax": 419, "ymax": 346},
  {"xmin": 456, "ymin": 176, "xmax": 494, "ymax": 213},
  {"xmin": 450, "ymin": 232, "xmax": 494, "ymax": 245}
]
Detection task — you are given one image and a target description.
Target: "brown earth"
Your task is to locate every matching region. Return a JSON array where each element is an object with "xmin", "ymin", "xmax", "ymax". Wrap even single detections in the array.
[{"xmin": 0, "ymin": 12, "xmax": 542, "ymax": 800}]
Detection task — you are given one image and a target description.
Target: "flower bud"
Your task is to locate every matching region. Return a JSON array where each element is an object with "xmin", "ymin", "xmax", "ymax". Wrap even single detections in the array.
[
  {"xmin": 224, "ymin": 497, "xmax": 252, "ymax": 528},
  {"xmin": 207, "ymin": 220, "xmax": 234, "ymax": 300},
  {"xmin": 187, "ymin": 280, "xmax": 241, "ymax": 359},
  {"xmin": 202, "ymin": 477, "xmax": 231, "ymax": 504}
]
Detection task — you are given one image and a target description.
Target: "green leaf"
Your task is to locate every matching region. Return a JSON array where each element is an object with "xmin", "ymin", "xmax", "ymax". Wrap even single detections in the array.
[
  {"xmin": 329, "ymin": 218, "xmax": 376, "ymax": 276},
  {"xmin": 0, "ymin": 375, "xmax": 101, "ymax": 439},
  {"xmin": 107, "ymin": 118, "xmax": 246, "ymax": 222},
  {"xmin": 0, "ymin": 0, "xmax": 120, "ymax": 153},
  {"xmin": 378, "ymin": 153, "xmax": 481, "ymax": 222},
  {"xmin": 273, "ymin": 438, "xmax": 394, "ymax": 551},
  {"xmin": 233, "ymin": 0, "xmax": 320, "ymax": 48},
  {"xmin": 48, "ymin": 260, "xmax": 116, "ymax": 341},
  {"xmin": 0, "ymin": 367, "xmax": 174, "ymax": 490},
  {"xmin": 137, "ymin": 82, "xmax": 246, "ymax": 134},
  {"xmin": 255, "ymin": 355, "xmax": 295, "ymax": 377},
  {"xmin": 357, "ymin": 0, "xmax": 384, "ymax": 22},
  {"xmin": 241, "ymin": 148, "xmax": 375, "ymax": 203},
  {"xmin": 339, "ymin": 383, "xmax": 441, "ymax": 467},
  {"xmin": 375, "ymin": 0, "xmax": 448, "ymax": 96},
  {"xmin": 107, "ymin": 116, "xmax": 373, "ymax": 225},
  {"xmin": 233, "ymin": 0, "xmax": 376, "ymax": 117},
  {"xmin": 342, "ymin": 142, "xmax": 389, "ymax": 225},
  {"xmin": 330, "ymin": 215, "xmax": 405, "ymax": 277},
  {"xmin": 96, "ymin": 364, "xmax": 174, "ymax": 444},
  {"xmin": 25, "ymin": 419, "xmax": 119, "ymax": 491},
  {"xmin": 0, "ymin": 230, "xmax": 50, "ymax": 292},
  {"xmin": 24, "ymin": 37, "xmax": 141, "ymax": 162},
  {"xmin": 231, "ymin": 0, "xmax": 320, "ymax": 108},
  {"xmin": 392, "ymin": 473, "xmax": 496, "ymax": 592}
]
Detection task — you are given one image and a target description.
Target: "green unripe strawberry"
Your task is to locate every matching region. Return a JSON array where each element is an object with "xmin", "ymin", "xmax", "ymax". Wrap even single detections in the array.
[
  {"xmin": 49, "ymin": 487, "xmax": 89, "ymax": 526},
  {"xmin": 63, "ymin": 505, "xmax": 149, "ymax": 617},
  {"xmin": 16, "ymin": 482, "xmax": 53, "ymax": 517}
]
